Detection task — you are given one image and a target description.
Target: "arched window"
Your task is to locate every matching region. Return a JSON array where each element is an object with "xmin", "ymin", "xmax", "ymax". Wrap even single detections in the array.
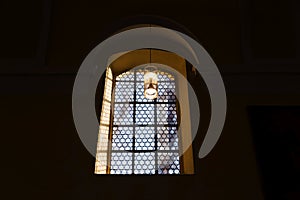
[{"xmin": 95, "ymin": 49, "xmax": 194, "ymax": 175}]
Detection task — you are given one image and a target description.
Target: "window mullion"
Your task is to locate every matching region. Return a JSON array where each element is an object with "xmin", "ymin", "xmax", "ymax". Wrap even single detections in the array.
[{"xmin": 154, "ymin": 98, "xmax": 158, "ymax": 174}]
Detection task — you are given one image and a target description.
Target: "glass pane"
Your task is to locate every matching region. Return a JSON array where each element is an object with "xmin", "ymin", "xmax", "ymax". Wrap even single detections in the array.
[
  {"xmin": 100, "ymin": 100, "xmax": 111, "ymax": 125},
  {"xmin": 116, "ymin": 71, "xmax": 134, "ymax": 81},
  {"xmin": 97, "ymin": 125, "xmax": 109, "ymax": 151},
  {"xmin": 157, "ymin": 152, "xmax": 180, "ymax": 174},
  {"xmin": 113, "ymin": 103, "xmax": 134, "ymax": 125},
  {"xmin": 114, "ymin": 81, "xmax": 134, "ymax": 102},
  {"xmin": 95, "ymin": 152, "xmax": 108, "ymax": 174},
  {"xmin": 104, "ymin": 79, "xmax": 112, "ymax": 101},
  {"xmin": 157, "ymin": 81, "xmax": 176, "ymax": 102},
  {"xmin": 134, "ymin": 152, "xmax": 155, "ymax": 174},
  {"xmin": 135, "ymin": 70, "xmax": 144, "ymax": 81},
  {"xmin": 110, "ymin": 152, "xmax": 133, "ymax": 174},
  {"xmin": 158, "ymin": 71, "xmax": 175, "ymax": 81},
  {"xmin": 157, "ymin": 127, "xmax": 179, "ymax": 150},
  {"xmin": 135, "ymin": 104, "xmax": 155, "ymax": 125},
  {"xmin": 112, "ymin": 126, "xmax": 133, "ymax": 151},
  {"xmin": 157, "ymin": 103, "xmax": 177, "ymax": 125},
  {"xmin": 135, "ymin": 127, "xmax": 155, "ymax": 151}
]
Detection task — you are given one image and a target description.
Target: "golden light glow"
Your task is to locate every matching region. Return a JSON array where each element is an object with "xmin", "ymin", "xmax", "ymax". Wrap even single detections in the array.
[
  {"xmin": 95, "ymin": 67, "xmax": 113, "ymax": 174},
  {"xmin": 144, "ymin": 66, "xmax": 158, "ymax": 100}
]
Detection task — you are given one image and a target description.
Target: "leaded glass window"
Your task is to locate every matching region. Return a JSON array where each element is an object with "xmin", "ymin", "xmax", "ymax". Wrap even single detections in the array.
[{"xmin": 95, "ymin": 68, "xmax": 181, "ymax": 175}]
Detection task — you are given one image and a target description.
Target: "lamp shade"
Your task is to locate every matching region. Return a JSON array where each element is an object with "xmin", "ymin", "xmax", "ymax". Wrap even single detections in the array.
[{"xmin": 144, "ymin": 66, "xmax": 158, "ymax": 100}]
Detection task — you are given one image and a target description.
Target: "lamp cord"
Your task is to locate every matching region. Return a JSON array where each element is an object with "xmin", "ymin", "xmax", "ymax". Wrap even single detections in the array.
[
  {"xmin": 150, "ymin": 23, "xmax": 152, "ymax": 64},
  {"xmin": 150, "ymin": 48, "xmax": 152, "ymax": 64}
]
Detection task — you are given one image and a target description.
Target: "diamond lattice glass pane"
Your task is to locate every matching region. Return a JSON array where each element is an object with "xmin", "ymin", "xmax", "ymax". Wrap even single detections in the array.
[
  {"xmin": 134, "ymin": 153, "xmax": 155, "ymax": 174},
  {"xmin": 135, "ymin": 104, "xmax": 155, "ymax": 125},
  {"xmin": 97, "ymin": 125, "xmax": 109, "ymax": 151},
  {"xmin": 95, "ymin": 152, "xmax": 108, "ymax": 174},
  {"xmin": 157, "ymin": 103, "xmax": 177, "ymax": 125},
  {"xmin": 110, "ymin": 153, "xmax": 133, "ymax": 174},
  {"xmin": 157, "ymin": 81, "xmax": 176, "ymax": 102},
  {"xmin": 158, "ymin": 71, "xmax": 175, "ymax": 81},
  {"xmin": 116, "ymin": 71, "xmax": 134, "ymax": 81},
  {"xmin": 113, "ymin": 103, "xmax": 134, "ymax": 125},
  {"xmin": 104, "ymin": 79, "xmax": 112, "ymax": 101},
  {"xmin": 136, "ymin": 70, "xmax": 144, "ymax": 82},
  {"xmin": 100, "ymin": 101, "xmax": 111, "ymax": 125},
  {"xmin": 114, "ymin": 82, "xmax": 134, "ymax": 102},
  {"xmin": 157, "ymin": 127, "xmax": 178, "ymax": 150},
  {"xmin": 157, "ymin": 152, "xmax": 180, "ymax": 174},
  {"xmin": 135, "ymin": 127, "xmax": 155, "ymax": 151},
  {"xmin": 112, "ymin": 126, "xmax": 133, "ymax": 151}
]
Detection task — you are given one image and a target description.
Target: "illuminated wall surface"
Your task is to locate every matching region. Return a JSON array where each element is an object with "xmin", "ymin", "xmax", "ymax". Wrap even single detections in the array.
[{"xmin": 95, "ymin": 68, "xmax": 113, "ymax": 174}]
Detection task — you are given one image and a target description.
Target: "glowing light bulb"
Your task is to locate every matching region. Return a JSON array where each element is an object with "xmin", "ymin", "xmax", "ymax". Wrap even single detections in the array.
[{"xmin": 144, "ymin": 66, "xmax": 158, "ymax": 100}]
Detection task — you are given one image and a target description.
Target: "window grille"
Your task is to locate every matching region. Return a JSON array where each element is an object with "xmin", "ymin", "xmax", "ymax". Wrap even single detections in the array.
[{"xmin": 110, "ymin": 69, "xmax": 180, "ymax": 174}]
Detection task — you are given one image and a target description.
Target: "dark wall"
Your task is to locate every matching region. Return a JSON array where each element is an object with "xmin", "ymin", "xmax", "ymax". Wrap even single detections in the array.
[
  {"xmin": 1, "ymin": 0, "xmax": 300, "ymax": 199},
  {"xmin": 249, "ymin": 106, "xmax": 300, "ymax": 200}
]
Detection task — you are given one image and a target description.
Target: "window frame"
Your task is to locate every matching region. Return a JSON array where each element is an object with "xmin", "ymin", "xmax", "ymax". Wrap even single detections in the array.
[{"xmin": 95, "ymin": 49, "xmax": 195, "ymax": 175}]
